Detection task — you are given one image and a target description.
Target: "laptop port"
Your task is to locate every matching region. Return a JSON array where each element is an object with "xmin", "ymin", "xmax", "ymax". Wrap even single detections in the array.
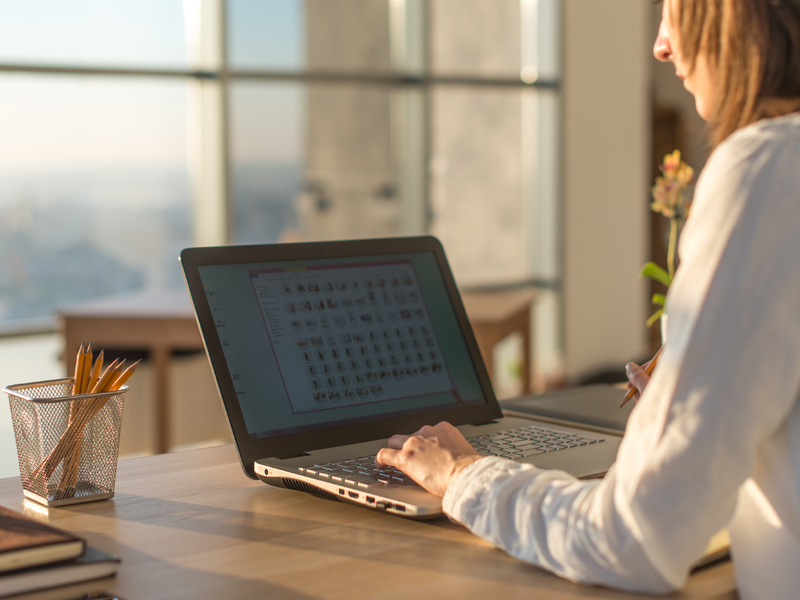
[
  {"xmin": 338, "ymin": 488, "xmax": 345, "ymax": 495},
  {"xmin": 394, "ymin": 504, "xmax": 406, "ymax": 512},
  {"xmin": 348, "ymin": 491, "xmax": 359, "ymax": 499},
  {"xmin": 366, "ymin": 496, "xmax": 375, "ymax": 504}
]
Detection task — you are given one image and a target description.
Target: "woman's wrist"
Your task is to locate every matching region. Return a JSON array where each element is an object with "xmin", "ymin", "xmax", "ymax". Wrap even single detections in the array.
[{"xmin": 446, "ymin": 454, "xmax": 484, "ymax": 491}]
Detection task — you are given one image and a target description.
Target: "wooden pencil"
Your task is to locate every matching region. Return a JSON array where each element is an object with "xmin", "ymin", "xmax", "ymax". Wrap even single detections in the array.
[
  {"xmin": 109, "ymin": 360, "xmax": 140, "ymax": 391},
  {"xmin": 87, "ymin": 350, "xmax": 104, "ymax": 394},
  {"xmin": 80, "ymin": 344, "xmax": 93, "ymax": 395},
  {"xmin": 89, "ymin": 358, "xmax": 122, "ymax": 394},
  {"xmin": 72, "ymin": 343, "xmax": 85, "ymax": 395},
  {"xmin": 61, "ymin": 345, "xmax": 88, "ymax": 488}
]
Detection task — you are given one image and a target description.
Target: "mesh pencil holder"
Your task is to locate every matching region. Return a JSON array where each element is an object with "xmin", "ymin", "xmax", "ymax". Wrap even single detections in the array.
[{"xmin": 4, "ymin": 378, "xmax": 127, "ymax": 507}]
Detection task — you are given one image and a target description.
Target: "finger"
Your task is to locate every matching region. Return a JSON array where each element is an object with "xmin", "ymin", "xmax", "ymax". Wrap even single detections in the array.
[
  {"xmin": 387, "ymin": 434, "xmax": 410, "ymax": 449},
  {"xmin": 626, "ymin": 362, "xmax": 650, "ymax": 392},
  {"xmin": 375, "ymin": 447, "xmax": 400, "ymax": 470},
  {"xmin": 624, "ymin": 360, "xmax": 642, "ymax": 388},
  {"xmin": 435, "ymin": 421, "xmax": 457, "ymax": 433},
  {"xmin": 625, "ymin": 363, "xmax": 640, "ymax": 388},
  {"xmin": 416, "ymin": 424, "xmax": 437, "ymax": 437}
]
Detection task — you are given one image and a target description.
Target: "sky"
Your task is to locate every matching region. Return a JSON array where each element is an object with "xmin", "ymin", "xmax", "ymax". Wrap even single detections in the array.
[{"xmin": 0, "ymin": 0, "xmax": 305, "ymax": 172}]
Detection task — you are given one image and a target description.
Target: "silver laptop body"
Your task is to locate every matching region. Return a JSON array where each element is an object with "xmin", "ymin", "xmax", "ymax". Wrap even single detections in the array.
[{"xmin": 181, "ymin": 237, "xmax": 621, "ymax": 519}]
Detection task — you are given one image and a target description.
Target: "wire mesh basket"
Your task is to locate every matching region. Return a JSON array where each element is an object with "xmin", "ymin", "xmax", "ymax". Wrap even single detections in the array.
[{"xmin": 4, "ymin": 378, "xmax": 127, "ymax": 507}]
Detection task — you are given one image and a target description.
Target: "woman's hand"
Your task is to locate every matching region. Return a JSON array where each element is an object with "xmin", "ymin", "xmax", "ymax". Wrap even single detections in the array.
[
  {"xmin": 625, "ymin": 357, "xmax": 654, "ymax": 402},
  {"xmin": 375, "ymin": 421, "xmax": 483, "ymax": 497}
]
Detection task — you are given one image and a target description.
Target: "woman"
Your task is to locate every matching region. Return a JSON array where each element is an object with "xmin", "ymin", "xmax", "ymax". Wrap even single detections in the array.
[{"xmin": 376, "ymin": 1, "xmax": 800, "ymax": 597}]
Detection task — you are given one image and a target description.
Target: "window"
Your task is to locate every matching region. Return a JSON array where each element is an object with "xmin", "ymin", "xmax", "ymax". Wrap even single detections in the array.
[
  {"xmin": 0, "ymin": 0, "xmax": 190, "ymax": 330},
  {"xmin": 226, "ymin": 0, "xmax": 561, "ymax": 288},
  {"xmin": 0, "ymin": 0, "xmax": 562, "ymax": 367}
]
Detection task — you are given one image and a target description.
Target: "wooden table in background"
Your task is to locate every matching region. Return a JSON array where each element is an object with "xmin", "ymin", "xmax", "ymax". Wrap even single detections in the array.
[
  {"xmin": 0, "ymin": 445, "xmax": 738, "ymax": 600},
  {"xmin": 58, "ymin": 289, "xmax": 538, "ymax": 455},
  {"xmin": 462, "ymin": 290, "xmax": 537, "ymax": 394},
  {"xmin": 58, "ymin": 290, "xmax": 204, "ymax": 455}
]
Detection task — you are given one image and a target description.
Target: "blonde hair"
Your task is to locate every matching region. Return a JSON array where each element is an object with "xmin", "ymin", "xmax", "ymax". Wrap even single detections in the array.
[{"xmin": 674, "ymin": 0, "xmax": 800, "ymax": 147}]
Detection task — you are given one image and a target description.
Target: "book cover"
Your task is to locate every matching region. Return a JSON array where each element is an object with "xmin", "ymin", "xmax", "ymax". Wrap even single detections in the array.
[
  {"xmin": 0, "ymin": 505, "xmax": 85, "ymax": 573},
  {"xmin": 0, "ymin": 544, "xmax": 119, "ymax": 598}
]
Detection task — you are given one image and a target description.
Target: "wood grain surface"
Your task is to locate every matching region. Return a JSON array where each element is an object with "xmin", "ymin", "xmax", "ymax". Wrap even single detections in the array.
[{"xmin": 0, "ymin": 445, "xmax": 739, "ymax": 600}]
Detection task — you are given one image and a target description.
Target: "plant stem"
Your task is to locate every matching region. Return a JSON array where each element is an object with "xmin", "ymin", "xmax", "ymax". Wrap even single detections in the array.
[{"xmin": 667, "ymin": 218, "xmax": 679, "ymax": 280}]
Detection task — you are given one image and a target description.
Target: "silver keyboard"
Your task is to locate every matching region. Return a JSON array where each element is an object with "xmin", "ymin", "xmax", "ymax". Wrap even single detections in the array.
[
  {"xmin": 468, "ymin": 424, "xmax": 603, "ymax": 459},
  {"xmin": 300, "ymin": 424, "xmax": 604, "ymax": 488},
  {"xmin": 300, "ymin": 457, "xmax": 413, "ymax": 489}
]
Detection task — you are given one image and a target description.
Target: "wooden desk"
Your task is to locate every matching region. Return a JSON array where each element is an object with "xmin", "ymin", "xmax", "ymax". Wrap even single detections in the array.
[
  {"xmin": 0, "ymin": 446, "xmax": 738, "ymax": 600},
  {"xmin": 58, "ymin": 291, "xmax": 204, "ymax": 455}
]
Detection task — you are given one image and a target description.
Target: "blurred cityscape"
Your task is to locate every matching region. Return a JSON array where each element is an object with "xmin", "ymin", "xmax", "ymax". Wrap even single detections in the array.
[
  {"xmin": 0, "ymin": 162, "xmax": 302, "ymax": 328},
  {"xmin": 233, "ymin": 162, "xmax": 301, "ymax": 245}
]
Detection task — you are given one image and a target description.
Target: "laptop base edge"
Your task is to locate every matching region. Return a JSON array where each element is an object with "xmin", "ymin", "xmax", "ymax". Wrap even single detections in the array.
[{"xmin": 254, "ymin": 463, "xmax": 444, "ymax": 520}]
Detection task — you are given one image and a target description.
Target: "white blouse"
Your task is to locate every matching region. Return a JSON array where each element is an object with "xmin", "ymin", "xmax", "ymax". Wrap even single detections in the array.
[{"xmin": 443, "ymin": 113, "xmax": 800, "ymax": 598}]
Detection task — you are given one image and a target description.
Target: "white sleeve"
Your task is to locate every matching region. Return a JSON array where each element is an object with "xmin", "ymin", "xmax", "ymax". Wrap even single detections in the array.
[{"xmin": 443, "ymin": 120, "xmax": 800, "ymax": 593}]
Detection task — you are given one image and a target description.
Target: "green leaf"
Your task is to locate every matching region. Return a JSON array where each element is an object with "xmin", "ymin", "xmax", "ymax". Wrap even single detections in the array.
[
  {"xmin": 640, "ymin": 261, "xmax": 672, "ymax": 288},
  {"xmin": 646, "ymin": 308, "xmax": 664, "ymax": 328},
  {"xmin": 651, "ymin": 293, "xmax": 666, "ymax": 306}
]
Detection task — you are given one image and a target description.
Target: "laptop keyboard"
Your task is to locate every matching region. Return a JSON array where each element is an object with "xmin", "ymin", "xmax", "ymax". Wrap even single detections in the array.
[
  {"xmin": 298, "ymin": 424, "xmax": 604, "ymax": 488},
  {"xmin": 300, "ymin": 458, "xmax": 413, "ymax": 488},
  {"xmin": 468, "ymin": 425, "xmax": 602, "ymax": 459}
]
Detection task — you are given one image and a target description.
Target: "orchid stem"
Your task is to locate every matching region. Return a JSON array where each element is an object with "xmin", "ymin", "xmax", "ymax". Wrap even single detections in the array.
[{"xmin": 667, "ymin": 218, "xmax": 679, "ymax": 280}]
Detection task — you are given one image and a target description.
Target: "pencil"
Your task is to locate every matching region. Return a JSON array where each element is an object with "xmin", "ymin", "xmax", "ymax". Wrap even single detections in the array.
[
  {"xmin": 621, "ymin": 344, "xmax": 664, "ymax": 407},
  {"xmin": 87, "ymin": 349, "xmax": 104, "ymax": 394},
  {"xmin": 110, "ymin": 360, "xmax": 141, "ymax": 391},
  {"xmin": 80, "ymin": 344, "xmax": 93, "ymax": 395},
  {"xmin": 72, "ymin": 343, "xmax": 86, "ymax": 394},
  {"xmin": 90, "ymin": 358, "xmax": 122, "ymax": 394},
  {"xmin": 63, "ymin": 344, "xmax": 88, "ymax": 487},
  {"xmin": 62, "ymin": 345, "xmax": 96, "ymax": 488}
]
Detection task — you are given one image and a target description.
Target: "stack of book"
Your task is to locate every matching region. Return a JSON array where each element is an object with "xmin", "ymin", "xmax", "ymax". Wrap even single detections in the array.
[{"xmin": 0, "ymin": 505, "xmax": 119, "ymax": 597}]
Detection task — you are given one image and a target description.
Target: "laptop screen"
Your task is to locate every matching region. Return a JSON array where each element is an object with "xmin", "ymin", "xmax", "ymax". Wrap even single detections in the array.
[{"xmin": 196, "ymin": 251, "xmax": 486, "ymax": 441}]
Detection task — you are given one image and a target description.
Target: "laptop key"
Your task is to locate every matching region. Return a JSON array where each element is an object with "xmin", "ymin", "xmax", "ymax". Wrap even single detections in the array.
[{"xmin": 521, "ymin": 449, "xmax": 544, "ymax": 457}]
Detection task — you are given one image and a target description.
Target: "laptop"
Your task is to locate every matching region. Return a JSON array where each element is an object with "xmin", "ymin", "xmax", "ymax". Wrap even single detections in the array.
[
  {"xmin": 180, "ymin": 236, "xmax": 621, "ymax": 519},
  {"xmin": 501, "ymin": 384, "xmax": 634, "ymax": 435}
]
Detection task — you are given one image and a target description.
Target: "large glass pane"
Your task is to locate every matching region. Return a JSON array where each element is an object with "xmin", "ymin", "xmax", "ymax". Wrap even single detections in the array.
[
  {"xmin": 430, "ymin": 87, "xmax": 528, "ymax": 286},
  {"xmin": 228, "ymin": 0, "xmax": 305, "ymax": 70},
  {"xmin": 430, "ymin": 0, "xmax": 521, "ymax": 77},
  {"xmin": 302, "ymin": 83, "xmax": 399, "ymax": 239},
  {"xmin": 230, "ymin": 81, "xmax": 404, "ymax": 244},
  {"xmin": 430, "ymin": 86, "xmax": 559, "ymax": 285},
  {"xmin": 0, "ymin": 75, "xmax": 190, "ymax": 328},
  {"xmin": 230, "ymin": 82, "xmax": 305, "ymax": 245},
  {"xmin": 0, "ymin": 0, "xmax": 186, "ymax": 68},
  {"xmin": 229, "ymin": 0, "xmax": 391, "ymax": 72}
]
